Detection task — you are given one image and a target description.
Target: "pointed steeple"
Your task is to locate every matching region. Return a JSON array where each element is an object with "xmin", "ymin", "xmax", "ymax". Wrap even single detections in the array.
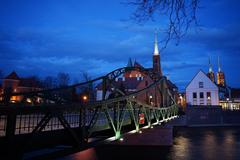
[
  {"xmin": 152, "ymin": 30, "xmax": 162, "ymax": 77},
  {"xmin": 218, "ymin": 56, "xmax": 221, "ymax": 72},
  {"xmin": 217, "ymin": 56, "xmax": 225, "ymax": 86},
  {"xmin": 127, "ymin": 58, "xmax": 133, "ymax": 67},
  {"xmin": 208, "ymin": 57, "xmax": 213, "ymax": 73},
  {"xmin": 154, "ymin": 30, "xmax": 159, "ymax": 55},
  {"xmin": 207, "ymin": 57, "xmax": 215, "ymax": 83}
]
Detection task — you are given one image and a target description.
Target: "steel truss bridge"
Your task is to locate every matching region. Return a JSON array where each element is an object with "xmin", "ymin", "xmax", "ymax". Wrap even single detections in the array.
[{"xmin": 0, "ymin": 67, "xmax": 179, "ymax": 159}]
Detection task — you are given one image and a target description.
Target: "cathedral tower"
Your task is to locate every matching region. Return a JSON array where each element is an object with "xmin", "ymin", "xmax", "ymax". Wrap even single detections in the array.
[
  {"xmin": 217, "ymin": 56, "xmax": 225, "ymax": 86},
  {"xmin": 153, "ymin": 31, "xmax": 162, "ymax": 76},
  {"xmin": 207, "ymin": 57, "xmax": 215, "ymax": 83}
]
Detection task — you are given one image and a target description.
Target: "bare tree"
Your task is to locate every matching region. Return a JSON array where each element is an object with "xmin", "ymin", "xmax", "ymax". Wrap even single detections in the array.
[
  {"xmin": 127, "ymin": 0, "xmax": 200, "ymax": 48},
  {"xmin": 81, "ymin": 71, "xmax": 92, "ymax": 82},
  {"xmin": 80, "ymin": 71, "xmax": 95, "ymax": 101},
  {"xmin": 57, "ymin": 72, "xmax": 70, "ymax": 87},
  {"xmin": 42, "ymin": 76, "xmax": 56, "ymax": 89}
]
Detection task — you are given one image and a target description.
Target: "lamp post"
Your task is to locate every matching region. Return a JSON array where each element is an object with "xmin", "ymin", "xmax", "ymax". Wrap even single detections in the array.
[{"xmin": 81, "ymin": 94, "xmax": 88, "ymax": 146}]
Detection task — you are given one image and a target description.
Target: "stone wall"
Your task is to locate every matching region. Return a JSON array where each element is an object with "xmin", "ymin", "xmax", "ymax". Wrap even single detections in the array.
[{"xmin": 186, "ymin": 105, "xmax": 240, "ymax": 126}]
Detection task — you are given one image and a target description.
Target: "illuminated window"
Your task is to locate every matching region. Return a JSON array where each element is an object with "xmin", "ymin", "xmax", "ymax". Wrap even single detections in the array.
[
  {"xmin": 207, "ymin": 92, "xmax": 211, "ymax": 105},
  {"xmin": 207, "ymin": 92, "xmax": 211, "ymax": 99}
]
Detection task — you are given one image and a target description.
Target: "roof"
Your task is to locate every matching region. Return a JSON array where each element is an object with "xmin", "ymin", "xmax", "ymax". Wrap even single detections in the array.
[
  {"xmin": 134, "ymin": 61, "xmax": 144, "ymax": 69},
  {"xmin": 4, "ymin": 71, "xmax": 20, "ymax": 80},
  {"xmin": 167, "ymin": 80, "xmax": 178, "ymax": 90},
  {"xmin": 185, "ymin": 70, "xmax": 218, "ymax": 90}
]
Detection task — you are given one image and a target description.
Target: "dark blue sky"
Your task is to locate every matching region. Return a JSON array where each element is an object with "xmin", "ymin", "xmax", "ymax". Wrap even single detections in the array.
[{"xmin": 0, "ymin": 0, "xmax": 239, "ymax": 90}]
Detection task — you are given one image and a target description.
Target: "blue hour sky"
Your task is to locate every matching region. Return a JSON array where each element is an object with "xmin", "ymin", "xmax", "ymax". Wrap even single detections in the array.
[{"xmin": 0, "ymin": 0, "xmax": 239, "ymax": 90}]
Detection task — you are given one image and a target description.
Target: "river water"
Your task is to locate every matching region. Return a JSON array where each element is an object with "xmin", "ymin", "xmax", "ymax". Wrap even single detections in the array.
[{"xmin": 59, "ymin": 127, "xmax": 240, "ymax": 160}]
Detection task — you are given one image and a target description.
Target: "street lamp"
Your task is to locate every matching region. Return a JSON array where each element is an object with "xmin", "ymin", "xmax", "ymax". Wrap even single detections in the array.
[{"xmin": 82, "ymin": 95, "xmax": 88, "ymax": 102}]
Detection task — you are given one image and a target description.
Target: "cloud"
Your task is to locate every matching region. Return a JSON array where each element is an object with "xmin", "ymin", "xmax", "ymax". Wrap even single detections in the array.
[
  {"xmin": 0, "ymin": 19, "xmax": 239, "ymax": 90},
  {"xmin": 184, "ymin": 26, "xmax": 240, "ymax": 56}
]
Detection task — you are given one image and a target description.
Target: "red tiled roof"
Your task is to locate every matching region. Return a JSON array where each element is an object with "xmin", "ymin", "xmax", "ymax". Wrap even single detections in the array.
[
  {"xmin": 167, "ymin": 80, "xmax": 178, "ymax": 90},
  {"xmin": 4, "ymin": 71, "xmax": 20, "ymax": 80},
  {"xmin": 134, "ymin": 61, "xmax": 144, "ymax": 69}
]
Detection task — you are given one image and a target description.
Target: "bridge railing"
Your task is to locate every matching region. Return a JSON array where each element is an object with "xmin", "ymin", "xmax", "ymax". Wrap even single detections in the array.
[
  {"xmin": 0, "ymin": 103, "xmax": 179, "ymax": 138},
  {"xmin": 0, "ymin": 67, "xmax": 179, "ymax": 149}
]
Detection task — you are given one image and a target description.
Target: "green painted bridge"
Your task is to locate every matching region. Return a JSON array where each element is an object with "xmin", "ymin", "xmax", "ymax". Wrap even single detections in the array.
[{"xmin": 0, "ymin": 67, "xmax": 179, "ymax": 159}]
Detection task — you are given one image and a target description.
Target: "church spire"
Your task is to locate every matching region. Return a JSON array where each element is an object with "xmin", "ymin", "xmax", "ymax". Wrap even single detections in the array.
[
  {"xmin": 208, "ymin": 57, "xmax": 213, "ymax": 73},
  {"xmin": 152, "ymin": 30, "xmax": 162, "ymax": 76},
  {"xmin": 154, "ymin": 30, "xmax": 159, "ymax": 55},
  {"xmin": 207, "ymin": 57, "xmax": 215, "ymax": 83},
  {"xmin": 217, "ymin": 56, "xmax": 225, "ymax": 86},
  {"xmin": 218, "ymin": 56, "xmax": 221, "ymax": 72},
  {"xmin": 127, "ymin": 58, "xmax": 133, "ymax": 67}
]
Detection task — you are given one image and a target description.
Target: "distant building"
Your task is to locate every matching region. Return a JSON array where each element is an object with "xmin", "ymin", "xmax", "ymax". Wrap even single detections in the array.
[
  {"xmin": 206, "ymin": 57, "xmax": 215, "ymax": 83},
  {"xmin": 178, "ymin": 92, "xmax": 186, "ymax": 108},
  {"xmin": 216, "ymin": 56, "xmax": 226, "ymax": 87},
  {"xmin": 186, "ymin": 70, "xmax": 219, "ymax": 106},
  {"xmin": 96, "ymin": 32, "xmax": 178, "ymax": 106},
  {"xmin": 231, "ymin": 88, "xmax": 240, "ymax": 102},
  {"xmin": 1, "ymin": 71, "xmax": 42, "ymax": 103},
  {"xmin": 220, "ymin": 88, "xmax": 240, "ymax": 110},
  {"xmin": 206, "ymin": 56, "xmax": 230, "ymax": 100}
]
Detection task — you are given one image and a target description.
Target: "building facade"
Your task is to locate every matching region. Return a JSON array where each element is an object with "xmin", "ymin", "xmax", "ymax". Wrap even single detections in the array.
[
  {"xmin": 186, "ymin": 70, "xmax": 219, "ymax": 106},
  {"xmin": 1, "ymin": 71, "xmax": 41, "ymax": 103}
]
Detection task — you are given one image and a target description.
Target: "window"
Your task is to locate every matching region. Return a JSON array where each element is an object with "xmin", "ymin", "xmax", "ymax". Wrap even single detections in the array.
[
  {"xmin": 207, "ymin": 92, "xmax": 211, "ymax": 99},
  {"xmin": 200, "ymin": 92, "xmax": 204, "ymax": 98},
  {"xmin": 193, "ymin": 92, "xmax": 197, "ymax": 98},
  {"xmin": 199, "ymin": 82, "xmax": 204, "ymax": 88},
  {"xmin": 207, "ymin": 92, "xmax": 211, "ymax": 105}
]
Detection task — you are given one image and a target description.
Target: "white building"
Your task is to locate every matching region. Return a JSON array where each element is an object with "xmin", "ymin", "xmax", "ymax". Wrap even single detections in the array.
[{"xmin": 186, "ymin": 70, "xmax": 219, "ymax": 106}]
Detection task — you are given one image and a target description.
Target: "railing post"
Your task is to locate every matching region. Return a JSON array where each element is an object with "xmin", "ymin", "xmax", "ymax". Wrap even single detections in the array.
[
  {"xmin": 6, "ymin": 109, "xmax": 19, "ymax": 159},
  {"xmin": 79, "ymin": 106, "xmax": 87, "ymax": 147},
  {"xmin": 6, "ymin": 110, "xmax": 16, "ymax": 140}
]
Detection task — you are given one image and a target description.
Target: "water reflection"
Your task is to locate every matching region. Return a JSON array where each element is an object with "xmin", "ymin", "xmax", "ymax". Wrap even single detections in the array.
[
  {"xmin": 172, "ymin": 136, "xmax": 191, "ymax": 159},
  {"xmin": 61, "ymin": 127, "xmax": 240, "ymax": 160},
  {"xmin": 60, "ymin": 148, "xmax": 97, "ymax": 160}
]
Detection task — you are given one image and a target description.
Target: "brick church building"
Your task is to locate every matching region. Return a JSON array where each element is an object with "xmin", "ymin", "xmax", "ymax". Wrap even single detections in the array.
[{"xmin": 96, "ymin": 32, "xmax": 178, "ymax": 107}]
